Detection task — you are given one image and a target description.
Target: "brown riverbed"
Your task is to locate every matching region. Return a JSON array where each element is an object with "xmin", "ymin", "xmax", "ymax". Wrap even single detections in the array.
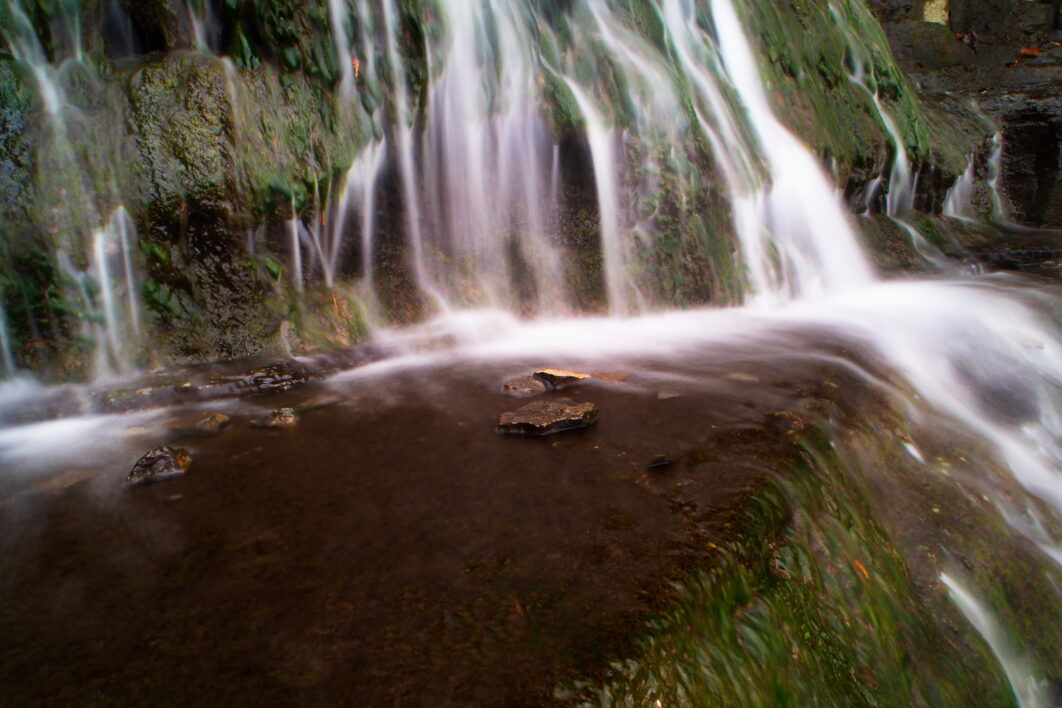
[{"xmin": 0, "ymin": 333, "xmax": 893, "ymax": 705}]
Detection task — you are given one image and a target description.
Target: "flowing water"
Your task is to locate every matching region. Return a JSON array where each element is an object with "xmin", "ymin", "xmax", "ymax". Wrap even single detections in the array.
[{"xmin": 1, "ymin": 0, "xmax": 1061, "ymax": 704}]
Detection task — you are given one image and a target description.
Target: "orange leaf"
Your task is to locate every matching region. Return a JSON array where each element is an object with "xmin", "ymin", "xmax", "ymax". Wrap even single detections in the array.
[
  {"xmin": 853, "ymin": 559, "xmax": 870, "ymax": 580},
  {"xmin": 1019, "ymin": 47, "xmax": 1040, "ymax": 57}
]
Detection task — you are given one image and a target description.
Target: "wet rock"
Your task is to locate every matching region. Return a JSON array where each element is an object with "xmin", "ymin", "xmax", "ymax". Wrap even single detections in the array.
[
  {"xmin": 128, "ymin": 447, "xmax": 191, "ymax": 485},
  {"xmin": 98, "ymin": 382, "xmax": 194, "ymax": 413},
  {"xmin": 501, "ymin": 375, "xmax": 548, "ymax": 398},
  {"xmin": 252, "ymin": 408, "xmax": 298, "ymax": 429},
  {"xmin": 532, "ymin": 369, "xmax": 591, "ymax": 390},
  {"xmin": 498, "ymin": 400, "xmax": 598, "ymax": 436},
  {"xmin": 765, "ymin": 410, "xmax": 805, "ymax": 435},
  {"xmin": 166, "ymin": 410, "xmax": 231, "ymax": 436}
]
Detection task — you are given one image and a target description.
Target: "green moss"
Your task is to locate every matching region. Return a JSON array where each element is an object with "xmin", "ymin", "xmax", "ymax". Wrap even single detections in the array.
[{"xmin": 585, "ymin": 430, "xmax": 1023, "ymax": 706}]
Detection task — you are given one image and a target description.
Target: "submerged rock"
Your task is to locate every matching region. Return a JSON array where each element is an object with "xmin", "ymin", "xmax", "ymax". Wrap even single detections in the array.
[
  {"xmin": 498, "ymin": 400, "xmax": 598, "ymax": 436},
  {"xmin": 295, "ymin": 394, "xmax": 343, "ymax": 411},
  {"xmin": 501, "ymin": 375, "xmax": 549, "ymax": 398},
  {"xmin": 252, "ymin": 408, "xmax": 298, "ymax": 428},
  {"xmin": 532, "ymin": 369, "xmax": 591, "ymax": 390},
  {"xmin": 166, "ymin": 410, "xmax": 231, "ymax": 436},
  {"xmin": 591, "ymin": 371, "xmax": 633, "ymax": 383},
  {"xmin": 128, "ymin": 447, "xmax": 192, "ymax": 485}
]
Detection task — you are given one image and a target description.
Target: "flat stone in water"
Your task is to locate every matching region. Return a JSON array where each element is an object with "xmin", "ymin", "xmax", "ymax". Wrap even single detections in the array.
[
  {"xmin": 498, "ymin": 400, "xmax": 599, "ymax": 436},
  {"xmin": 501, "ymin": 375, "xmax": 548, "ymax": 398},
  {"xmin": 128, "ymin": 447, "xmax": 191, "ymax": 485}
]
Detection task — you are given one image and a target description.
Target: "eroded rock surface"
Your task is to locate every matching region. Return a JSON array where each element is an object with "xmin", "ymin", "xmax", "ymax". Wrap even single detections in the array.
[{"xmin": 128, "ymin": 447, "xmax": 191, "ymax": 484}]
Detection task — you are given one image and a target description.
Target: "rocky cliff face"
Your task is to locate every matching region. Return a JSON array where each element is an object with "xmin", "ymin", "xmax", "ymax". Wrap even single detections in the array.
[{"xmin": 0, "ymin": 0, "xmax": 1003, "ymax": 380}]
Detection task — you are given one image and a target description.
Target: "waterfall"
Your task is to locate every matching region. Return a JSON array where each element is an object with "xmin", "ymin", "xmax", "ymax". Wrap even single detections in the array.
[
  {"xmin": 5, "ymin": 0, "xmax": 66, "ymax": 118},
  {"xmin": 325, "ymin": 141, "xmax": 388, "ymax": 289},
  {"xmin": 420, "ymin": 0, "xmax": 567, "ymax": 312},
  {"xmin": 380, "ymin": 0, "xmax": 447, "ymax": 311},
  {"xmin": 563, "ymin": 83, "xmax": 633, "ymax": 314},
  {"xmin": 943, "ymin": 155, "xmax": 978, "ymax": 222},
  {"xmin": 828, "ymin": 1, "xmax": 954, "ymax": 266},
  {"xmin": 51, "ymin": 208, "xmax": 143, "ymax": 378},
  {"xmin": 0, "ymin": 301, "xmax": 15, "ymax": 378},
  {"xmin": 327, "ymin": 0, "xmax": 356, "ymax": 101},
  {"xmin": 287, "ymin": 209, "xmax": 304, "ymax": 293},
  {"xmin": 711, "ymin": 0, "xmax": 875, "ymax": 297}
]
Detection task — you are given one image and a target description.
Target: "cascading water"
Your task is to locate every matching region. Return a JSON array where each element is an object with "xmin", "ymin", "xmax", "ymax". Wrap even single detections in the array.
[
  {"xmin": 828, "ymin": 1, "xmax": 952, "ymax": 267},
  {"xmin": 711, "ymin": 0, "xmax": 875, "ymax": 298}
]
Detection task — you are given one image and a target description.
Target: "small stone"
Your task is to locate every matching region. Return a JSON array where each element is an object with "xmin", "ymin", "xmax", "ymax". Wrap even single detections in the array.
[
  {"xmin": 591, "ymin": 371, "xmax": 632, "ymax": 383},
  {"xmin": 128, "ymin": 447, "xmax": 191, "ymax": 485},
  {"xmin": 501, "ymin": 375, "xmax": 548, "ymax": 398},
  {"xmin": 498, "ymin": 400, "xmax": 599, "ymax": 436},
  {"xmin": 252, "ymin": 407, "xmax": 297, "ymax": 428},
  {"xmin": 647, "ymin": 454, "xmax": 673, "ymax": 471},
  {"xmin": 657, "ymin": 390, "xmax": 681, "ymax": 400},
  {"xmin": 532, "ymin": 369, "xmax": 591, "ymax": 390}
]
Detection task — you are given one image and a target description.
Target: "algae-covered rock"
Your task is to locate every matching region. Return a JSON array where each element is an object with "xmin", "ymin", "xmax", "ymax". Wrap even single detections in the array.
[{"xmin": 126, "ymin": 55, "xmax": 234, "ymax": 224}]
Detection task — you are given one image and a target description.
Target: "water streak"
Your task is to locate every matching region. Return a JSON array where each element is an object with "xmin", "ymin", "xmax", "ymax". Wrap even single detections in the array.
[
  {"xmin": 941, "ymin": 572, "xmax": 1048, "ymax": 708},
  {"xmin": 944, "ymin": 155, "xmax": 978, "ymax": 222}
]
